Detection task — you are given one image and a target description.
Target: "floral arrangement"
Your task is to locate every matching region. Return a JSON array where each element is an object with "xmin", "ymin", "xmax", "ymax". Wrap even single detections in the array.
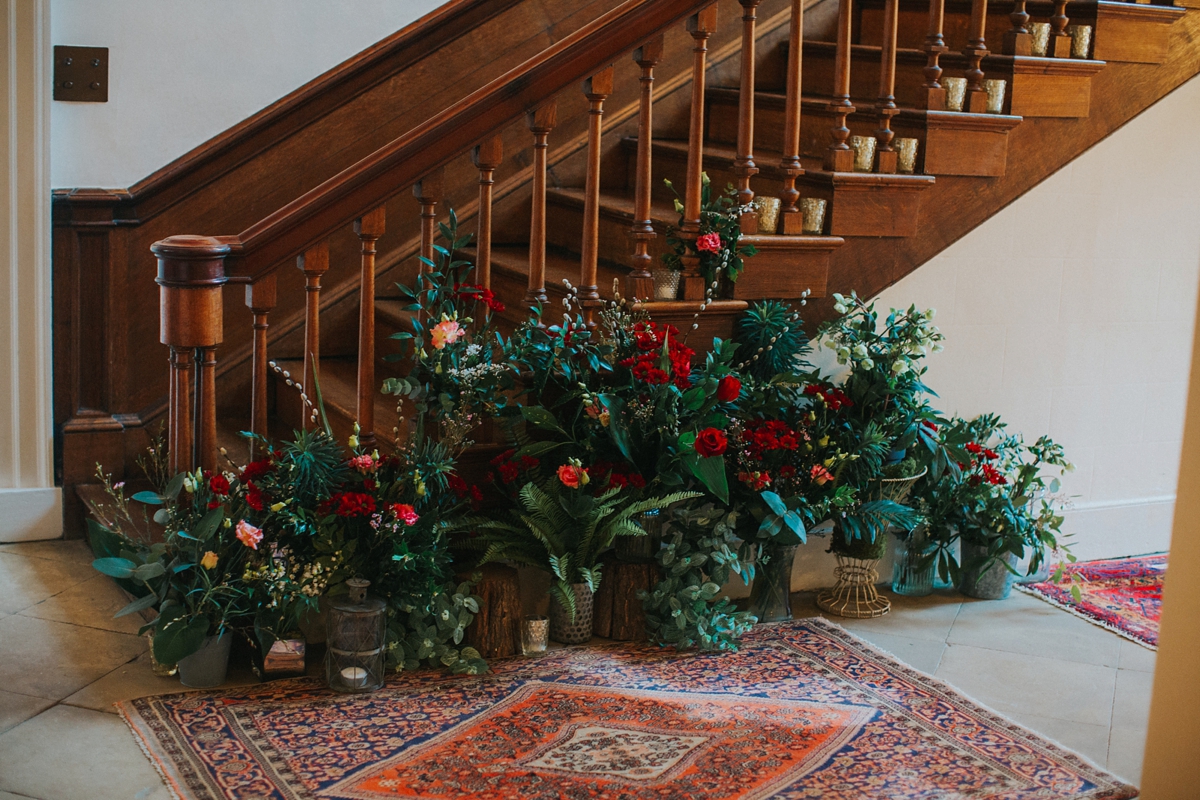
[{"xmin": 661, "ymin": 174, "xmax": 757, "ymax": 285}]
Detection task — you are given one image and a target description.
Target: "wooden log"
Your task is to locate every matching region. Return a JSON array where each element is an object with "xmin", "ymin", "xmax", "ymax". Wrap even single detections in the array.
[
  {"xmin": 592, "ymin": 556, "xmax": 660, "ymax": 641},
  {"xmin": 462, "ymin": 564, "xmax": 521, "ymax": 659}
]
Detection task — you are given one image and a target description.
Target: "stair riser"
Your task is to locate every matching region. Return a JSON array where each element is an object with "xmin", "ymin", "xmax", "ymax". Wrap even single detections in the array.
[
  {"xmin": 546, "ymin": 199, "xmax": 675, "ymax": 271},
  {"xmin": 709, "ymin": 94, "xmax": 1012, "ymax": 177}
]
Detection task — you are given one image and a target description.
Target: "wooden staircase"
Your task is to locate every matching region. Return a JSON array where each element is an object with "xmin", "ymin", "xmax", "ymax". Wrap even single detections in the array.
[{"xmin": 60, "ymin": 0, "xmax": 1200, "ymax": 527}]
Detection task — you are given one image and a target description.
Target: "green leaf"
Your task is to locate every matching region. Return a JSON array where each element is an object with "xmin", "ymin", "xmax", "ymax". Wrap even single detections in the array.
[
  {"xmin": 130, "ymin": 491, "xmax": 164, "ymax": 505},
  {"xmin": 152, "ymin": 509, "xmax": 170, "ymax": 525},
  {"xmin": 164, "ymin": 472, "xmax": 186, "ymax": 501},
  {"xmin": 131, "ymin": 562, "xmax": 166, "ymax": 581},
  {"xmin": 760, "ymin": 491, "xmax": 787, "ymax": 517},
  {"xmin": 92, "ymin": 557, "xmax": 136, "ymax": 579},
  {"xmin": 192, "ymin": 507, "xmax": 225, "ymax": 541},
  {"xmin": 514, "ymin": 441, "xmax": 563, "ymax": 459},
  {"xmin": 688, "ymin": 454, "xmax": 729, "ymax": 505},
  {"xmin": 682, "ymin": 386, "xmax": 706, "ymax": 411},
  {"xmin": 114, "ymin": 593, "xmax": 158, "ymax": 618},
  {"xmin": 521, "ymin": 406, "xmax": 566, "ymax": 434},
  {"xmin": 152, "ymin": 615, "xmax": 210, "ymax": 665}
]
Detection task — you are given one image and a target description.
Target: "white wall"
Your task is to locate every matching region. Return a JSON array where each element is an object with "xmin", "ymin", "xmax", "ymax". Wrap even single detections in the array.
[
  {"xmin": 1, "ymin": 0, "xmax": 59, "ymax": 541},
  {"xmin": 50, "ymin": 0, "xmax": 443, "ymax": 189},
  {"xmin": 873, "ymin": 73, "xmax": 1200, "ymax": 565}
]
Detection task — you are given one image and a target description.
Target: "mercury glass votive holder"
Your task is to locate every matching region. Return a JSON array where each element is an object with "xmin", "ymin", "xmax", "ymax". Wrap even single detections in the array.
[
  {"xmin": 943, "ymin": 78, "xmax": 967, "ymax": 112},
  {"xmin": 894, "ymin": 138, "xmax": 919, "ymax": 174},
  {"xmin": 799, "ymin": 198, "xmax": 827, "ymax": 235},
  {"xmin": 521, "ymin": 615, "xmax": 550, "ymax": 656},
  {"xmin": 983, "ymin": 79, "xmax": 1007, "ymax": 114},
  {"xmin": 850, "ymin": 135, "xmax": 877, "ymax": 172},
  {"xmin": 1067, "ymin": 25, "xmax": 1093, "ymax": 59},
  {"xmin": 1029, "ymin": 23, "xmax": 1051, "ymax": 57},
  {"xmin": 755, "ymin": 197, "xmax": 781, "ymax": 234}
]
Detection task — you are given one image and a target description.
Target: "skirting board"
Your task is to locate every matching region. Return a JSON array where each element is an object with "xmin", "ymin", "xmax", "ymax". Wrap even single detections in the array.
[
  {"xmin": 0, "ymin": 488, "xmax": 62, "ymax": 542},
  {"xmin": 719, "ymin": 494, "xmax": 1178, "ymax": 597}
]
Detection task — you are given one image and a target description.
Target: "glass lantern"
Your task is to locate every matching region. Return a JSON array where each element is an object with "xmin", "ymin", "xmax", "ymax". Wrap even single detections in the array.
[{"xmin": 325, "ymin": 578, "xmax": 386, "ymax": 693}]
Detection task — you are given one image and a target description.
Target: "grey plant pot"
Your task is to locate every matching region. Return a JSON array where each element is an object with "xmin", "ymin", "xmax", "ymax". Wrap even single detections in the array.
[
  {"xmin": 549, "ymin": 584, "xmax": 594, "ymax": 645},
  {"xmin": 176, "ymin": 631, "xmax": 233, "ymax": 688},
  {"xmin": 958, "ymin": 543, "xmax": 1020, "ymax": 600}
]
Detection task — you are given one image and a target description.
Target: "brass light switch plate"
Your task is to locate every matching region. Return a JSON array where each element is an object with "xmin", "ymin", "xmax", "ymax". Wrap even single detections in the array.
[{"xmin": 54, "ymin": 46, "xmax": 108, "ymax": 102}]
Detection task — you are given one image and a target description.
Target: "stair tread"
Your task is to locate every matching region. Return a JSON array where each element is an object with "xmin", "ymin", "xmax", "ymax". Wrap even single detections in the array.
[
  {"xmin": 791, "ymin": 39, "xmax": 1108, "ymax": 72},
  {"xmin": 485, "ymin": 243, "xmax": 628, "ymax": 288}
]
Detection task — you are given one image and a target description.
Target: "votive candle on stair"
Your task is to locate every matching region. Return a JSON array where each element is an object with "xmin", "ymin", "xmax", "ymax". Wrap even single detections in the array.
[
  {"xmin": 1029, "ymin": 23, "xmax": 1051, "ymax": 57},
  {"xmin": 755, "ymin": 197, "xmax": 781, "ymax": 234},
  {"xmin": 983, "ymin": 79, "xmax": 1007, "ymax": 114},
  {"xmin": 894, "ymin": 138, "xmax": 920, "ymax": 174},
  {"xmin": 1067, "ymin": 25, "xmax": 1093, "ymax": 59},
  {"xmin": 943, "ymin": 78, "xmax": 967, "ymax": 112},
  {"xmin": 799, "ymin": 198, "xmax": 827, "ymax": 235},
  {"xmin": 850, "ymin": 135, "xmax": 877, "ymax": 172}
]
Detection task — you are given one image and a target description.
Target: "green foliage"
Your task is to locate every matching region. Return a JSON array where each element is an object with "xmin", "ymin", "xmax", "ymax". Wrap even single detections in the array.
[
  {"xmin": 734, "ymin": 300, "xmax": 811, "ymax": 382},
  {"xmin": 660, "ymin": 174, "xmax": 758, "ymax": 284}
]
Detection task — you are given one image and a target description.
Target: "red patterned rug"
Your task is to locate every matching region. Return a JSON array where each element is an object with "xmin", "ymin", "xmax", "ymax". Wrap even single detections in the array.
[
  {"xmin": 120, "ymin": 619, "xmax": 1136, "ymax": 799},
  {"xmin": 1019, "ymin": 553, "xmax": 1166, "ymax": 650}
]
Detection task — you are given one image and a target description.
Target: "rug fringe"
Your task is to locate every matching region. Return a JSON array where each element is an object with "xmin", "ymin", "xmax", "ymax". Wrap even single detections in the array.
[
  {"xmin": 1014, "ymin": 584, "xmax": 1158, "ymax": 651},
  {"xmin": 117, "ymin": 700, "xmax": 187, "ymax": 800},
  {"xmin": 805, "ymin": 616, "xmax": 1141, "ymax": 796}
]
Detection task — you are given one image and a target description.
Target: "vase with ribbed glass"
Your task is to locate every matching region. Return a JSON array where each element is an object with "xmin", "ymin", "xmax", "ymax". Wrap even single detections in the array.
[
  {"xmin": 892, "ymin": 526, "xmax": 936, "ymax": 597},
  {"xmin": 748, "ymin": 543, "xmax": 798, "ymax": 623}
]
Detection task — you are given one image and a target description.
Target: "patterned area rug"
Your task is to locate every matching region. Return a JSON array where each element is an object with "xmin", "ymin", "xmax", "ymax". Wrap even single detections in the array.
[
  {"xmin": 1019, "ymin": 553, "xmax": 1166, "ymax": 650},
  {"xmin": 120, "ymin": 618, "xmax": 1136, "ymax": 799}
]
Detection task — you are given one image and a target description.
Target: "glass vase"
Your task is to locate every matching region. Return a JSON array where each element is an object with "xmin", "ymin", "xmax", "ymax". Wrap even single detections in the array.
[
  {"xmin": 892, "ymin": 528, "xmax": 936, "ymax": 597},
  {"xmin": 748, "ymin": 543, "xmax": 798, "ymax": 623}
]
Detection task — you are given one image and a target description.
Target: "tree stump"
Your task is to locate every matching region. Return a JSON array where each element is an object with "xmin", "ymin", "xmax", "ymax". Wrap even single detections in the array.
[
  {"xmin": 592, "ymin": 556, "xmax": 659, "ymax": 641},
  {"xmin": 460, "ymin": 564, "xmax": 521, "ymax": 658}
]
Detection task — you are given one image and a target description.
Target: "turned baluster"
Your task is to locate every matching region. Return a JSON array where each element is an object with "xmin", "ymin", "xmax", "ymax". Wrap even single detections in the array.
[
  {"xmin": 1004, "ymin": 0, "xmax": 1032, "ymax": 56},
  {"xmin": 245, "ymin": 275, "xmax": 276, "ymax": 458},
  {"xmin": 779, "ymin": 0, "xmax": 805, "ymax": 234},
  {"xmin": 734, "ymin": 0, "xmax": 762, "ymax": 232},
  {"xmin": 825, "ymin": 0, "xmax": 856, "ymax": 172},
  {"xmin": 414, "ymin": 168, "xmax": 444, "ymax": 272},
  {"xmin": 581, "ymin": 66, "xmax": 614, "ymax": 325},
  {"xmin": 1049, "ymin": 0, "xmax": 1072, "ymax": 57},
  {"xmin": 526, "ymin": 102, "xmax": 557, "ymax": 308},
  {"xmin": 681, "ymin": 5, "xmax": 719, "ymax": 301},
  {"xmin": 875, "ymin": 0, "xmax": 901, "ymax": 173},
  {"xmin": 963, "ymin": 0, "xmax": 990, "ymax": 113},
  {"xmin": 472, "ymin": 136, "xmax": 503, "ymax": 290},
  {"xmin": 355, "ymin": 207, "xmax": 385, "ymax": 451},
  {"xmin": 152, "ymin": 235, "xmax": 228, "ymax": 475},
  {"xmin": 298, "ymin": 242, "xmax": 329, "ymax": 431},
  {"xmin": 627, "ymin": 35, "xmax": 664, "ymax": 300},
  {"xmin": 921, "ymin": 0, "xmax": 948, "ymax": 110}
]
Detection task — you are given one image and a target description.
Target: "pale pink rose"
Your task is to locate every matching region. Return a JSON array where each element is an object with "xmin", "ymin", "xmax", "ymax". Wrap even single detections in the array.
[
  {"xmin": 235, "ymin": 519, "xmax": 263, "ymax": 550},
  {"xmin": 430, "ymin": 320, "xmax": 464, "ymax": 350}
]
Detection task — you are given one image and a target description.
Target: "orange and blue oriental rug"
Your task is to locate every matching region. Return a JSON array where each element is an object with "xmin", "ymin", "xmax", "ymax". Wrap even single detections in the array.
[
  {"xmin": 119, "ymin": 618, "xmax": 1136, "ymax": 799},
  {"xmin": 1019, "ymin": 553, "xmax": 1165, "ymax": 650}
]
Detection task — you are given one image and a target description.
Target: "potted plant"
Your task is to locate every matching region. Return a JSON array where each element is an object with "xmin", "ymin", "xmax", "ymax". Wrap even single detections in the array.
[{"xmin": 469, "ymin": 460, "xmax": 697, "ymax": 644}]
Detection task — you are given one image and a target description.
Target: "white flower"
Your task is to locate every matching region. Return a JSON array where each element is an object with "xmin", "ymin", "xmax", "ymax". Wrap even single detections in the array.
[
  {"xmin": 833, "ymin": 304, "xmax": 847, "ymax": 315},
  {"xmin": 860, "ymin": 358, "xmax": 875, "ymax": 371},
  {"xmin": 891, "ymin": 360, "xmax": 908, "ymax": 375},
  {"xmin": 932, "ymin": 343, "xmax": 944, "ymax": 353},
  {"xmin": 853, "ymin": 344, "xmax": 868, "ymax": 358}
]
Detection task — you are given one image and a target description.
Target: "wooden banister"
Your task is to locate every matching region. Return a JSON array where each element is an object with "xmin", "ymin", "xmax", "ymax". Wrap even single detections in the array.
[
  {"xmin": 246, "ymin": 275, "xmax": 277, "ymax": 457},
  {"xmin": 825, "ymin": 0, "xmax": 856, "ymax": 172},
  {"xmin": 963, "ymin": 0, "xmax": 991, "ymax": 113},
  {"xmin": 627, "ymin": 35, "xmax": 664, "ymax": 301},
  {"xmin": 355, "ymin": 207, "xmax": 386, "ymax": 450},
  {"xmin": 526, "ymin": 102, "xmax": 557, "ymax": 308},
  {"xmin": 472, "ymin": 136, "xmax": 503, "ymax": 290},
  {"xmin": 1004, "ymin": 0, "xmax": 1033, "ymax": 56},
  {"xmin": 734, "ymin": 0, "xmax": 762, "ymax": 233},
  {"xmin": 681, "ymin": 4, "xmax": 719, "ymax": 302},
  {"xmin": 581, "ymin": 67, "xmax": 614, "ymax": 323},
  {"xmin": 779, "ymin": 0, "xmax": 805, "ymax": 234},
  {"xmin": 1049, "ymin": 0, "xmax": 1072, "ymax": 58},
  {"xmin": 298, "ymin": 242, "xmax": 329, "ymax": 431},
  {"xmin": 921, "ymin": 0, "xmax": 948, "ymax": 110},
  {"xmin": 875, "ymin": 0, "xmax": 901, "ymax": 174}
]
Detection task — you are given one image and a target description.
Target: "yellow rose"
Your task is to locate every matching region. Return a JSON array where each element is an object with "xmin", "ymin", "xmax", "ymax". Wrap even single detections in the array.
[{"xmin": 200, "ymin": 551, "xmax": 218, "ymax": 570}]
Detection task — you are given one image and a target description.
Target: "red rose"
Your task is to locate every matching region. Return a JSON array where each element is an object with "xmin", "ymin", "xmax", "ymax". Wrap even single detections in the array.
[
  {"xmin": 696, "ymin": 232, "xmax": 722, "ymax": 253},
  {"xmin": 557, "ymin": 464, "xmax": 589, "ymax": 489},
  {"xmin": 716, "ymin": 375, "xmax": 741, "ymax": 403},
  {"xmin": 694, "ymin": 427, "xmax": 728, "ymax": 458},
  {"xmin": 208, "ymin": 475, "xmax": 230, "ymax": 496}
]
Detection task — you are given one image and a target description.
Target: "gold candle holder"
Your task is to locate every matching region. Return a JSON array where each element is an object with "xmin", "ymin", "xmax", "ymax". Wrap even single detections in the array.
[
  {"xmin": 1067, "ymin": 24, "xmax": 1093, "ymax": 59},
  {"xmin": 894, "ymin": 138, "xmax": 919, "ymax": 174},
  {"xmin": 521, "ymin": 615, "xmax": 549, "ymax": 656},
  {"xmin": 1029, "ymin": 23, "xmax": 1051, "ymax": 57},
  {"xmin": 943, "ymin": 78, "xmax": 967, "ymax": 112},
  {"xmin": 983, "ymin": 79, "xmax": 1007, "ymax": 114},
  {"xmin": 850, "ymin": 135, "xmax": 877, "ymax": 173},
  {"xmin": 754, "ymin": 197, "xmax": 781, "ymax": 234},
  {"xmin": 799, "ymin": 198, "xmax": 827, "ymax": 235}
]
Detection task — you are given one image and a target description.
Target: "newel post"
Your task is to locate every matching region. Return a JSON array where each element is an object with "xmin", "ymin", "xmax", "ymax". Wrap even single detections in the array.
[{"xmin": 152, "ymin": 235, "xmax": 229, "ymax": 476}]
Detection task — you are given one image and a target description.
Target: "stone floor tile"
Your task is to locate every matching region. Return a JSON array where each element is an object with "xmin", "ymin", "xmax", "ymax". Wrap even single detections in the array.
[
  {"xmin": 0, "ymin": 791, "xmax": 42, "ymax": 799},
  {"xmin": 840, "ymin": 629, "xmax": 947, "ymax": 675},
  {"xmin": 0, "ymin": 691, "xmax": 54, "ymax": 736},
  {"xmin": 1005, "ymin": 711, "xmax": 1112, "ymax": 768},
  {"xmin": 1107, "ymin": 724, "xmax": 1148, "ymax": 785},
  {"xmin": 63, "ymin": 650, "xmax": 261, "ymax": 714},
  {"xmin": 0, "ymin": 552, "xmax": 97, "ymax": 615},
  {"xmin": 0, "ymin": 615, "xmax": 145, "ymax": 701},
  {"xmin": 0, "ymin": 540, "xmax": 90, "ymax": 563},
  {"xmin": 1117, "ymin": 639, "xmax": 1157, "ymax": 672},
  {"xmin": 0, "ymin": 705, "xmax": 170, "ymax": 800},
  {"xmin": 815, "ymin": 590, "xmax": 964, "ymax": 644},
  {"xmin": 935, "ymin": 643, "xmax": 1117, "ymax": 727},
  {"xmin": 1111, "ymin": 668, "xmax": 1154, "ymax": 731},
  {"xmin": 949, "ymin": 591, "xmax": 1122, "ymax": 667},
  {"xmin": 20, "ymin": 574, "xmax": 144, "ymax": 635}
]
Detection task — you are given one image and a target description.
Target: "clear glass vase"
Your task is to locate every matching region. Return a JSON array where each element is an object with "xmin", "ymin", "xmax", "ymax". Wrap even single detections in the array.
[
  {"xmin": 748, "ymin": 543, "xmax": 798, "ymax": 623},
  {"xmin": 892, "ymin": 528, "xmax": 936, "ymax": 597}
]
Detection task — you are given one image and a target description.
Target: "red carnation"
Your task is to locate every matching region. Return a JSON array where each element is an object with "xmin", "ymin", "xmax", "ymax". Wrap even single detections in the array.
[
  {"xmin": 717, "ymin": 375, "xmax": 741, "ymax": 403},
  {"xmin": 333, "ymin": 492, "xmax": 376, "ymax": 518},
  {"xmin": 240, "ymin": 459, "xmax": 273, "ymax": 482},
  {"xmin": 208, "ymin": 475, "xmax": 230, "ymax": 496},
  {"xmin": 695, "ymin": 427, "xmax": 728, "ymax": 458},
  {"xmin": 246, "ymin": 483, "xmax": 266, "ymax": 512}
]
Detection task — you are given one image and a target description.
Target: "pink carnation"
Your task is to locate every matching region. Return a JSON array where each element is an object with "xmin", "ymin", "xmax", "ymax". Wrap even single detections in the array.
[
  {"xmin": 349, "ymin": 454, "xmax": 376, "ymax": 473},
  {"xmin": 430, "ymin": 319, "xmax": 464, "ymax": 350},
  {"xmin": 235, "ymin": 519, "xmax": 263, "ymax": 550},
  {"xmin": 696, "ymin": 232, "xmax": 722, "ymax": 254},
  {"xmin": 390, "ymin": 503, "xmax": 419, "ymax": 526}
]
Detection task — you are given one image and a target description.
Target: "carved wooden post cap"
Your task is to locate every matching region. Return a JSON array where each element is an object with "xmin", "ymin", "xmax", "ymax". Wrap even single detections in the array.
[{"xmin": 152, "ymin": 235, "xmax": 229, "ymax": 348}]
